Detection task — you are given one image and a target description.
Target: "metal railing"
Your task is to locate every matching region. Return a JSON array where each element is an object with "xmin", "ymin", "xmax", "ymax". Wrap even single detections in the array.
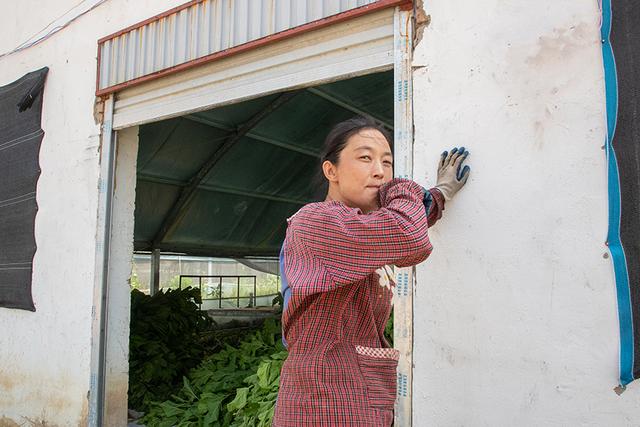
[{"xmin": 178, "ymin": 274, "xmax": 278, "ymax": 309}]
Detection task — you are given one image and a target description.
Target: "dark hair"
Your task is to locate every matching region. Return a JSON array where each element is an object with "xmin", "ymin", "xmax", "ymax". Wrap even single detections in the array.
[{"xmin": 311, "ymin": 116, "xmax": 393, "ymax": 201}]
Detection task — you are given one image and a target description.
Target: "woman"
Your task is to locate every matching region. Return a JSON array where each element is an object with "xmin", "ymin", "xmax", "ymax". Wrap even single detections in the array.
[{"xmin": 272, "ymin": 117, "xmax": 470, "ymax": 426}]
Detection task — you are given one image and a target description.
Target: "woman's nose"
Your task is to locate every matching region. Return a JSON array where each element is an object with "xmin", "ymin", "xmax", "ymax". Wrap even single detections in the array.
[{"xmin": 372, "ymin": 161, "xmax": 384, "ymax": 177}]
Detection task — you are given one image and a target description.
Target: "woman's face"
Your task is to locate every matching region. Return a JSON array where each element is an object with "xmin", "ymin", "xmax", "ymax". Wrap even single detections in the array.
[{"xmin": 323, "ymin": 128, "xmax": 394, "ymax": 214}]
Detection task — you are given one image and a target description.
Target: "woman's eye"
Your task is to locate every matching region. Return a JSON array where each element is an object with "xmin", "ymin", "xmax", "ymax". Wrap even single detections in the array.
[
  {"xmin": 384, "ymin": 161, "xmax": 393, "ymax": 166},
  {"xmin": 360, "ymin": 156, "xmax": 371, "ymax": 160}
]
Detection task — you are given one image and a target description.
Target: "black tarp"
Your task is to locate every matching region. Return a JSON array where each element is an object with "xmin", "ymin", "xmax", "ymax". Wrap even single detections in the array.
[
  {"xmin": 0, "ymin": 67, "xmax": 48, "ymax": 311},
  {"xmin": 609, "ymin": 1, "xmax": 640, "ymax": 383}
]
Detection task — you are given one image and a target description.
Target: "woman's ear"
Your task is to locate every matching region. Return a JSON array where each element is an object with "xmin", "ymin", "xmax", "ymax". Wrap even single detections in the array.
[{"xmin": 322, "ymin": 160, "xmax": 338, "ymax": 183}]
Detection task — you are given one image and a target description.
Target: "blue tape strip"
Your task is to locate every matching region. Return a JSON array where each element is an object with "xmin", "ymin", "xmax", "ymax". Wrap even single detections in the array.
[{"xmin": 600, "ymin": 0, "xmax": 635, "ymax": 386}]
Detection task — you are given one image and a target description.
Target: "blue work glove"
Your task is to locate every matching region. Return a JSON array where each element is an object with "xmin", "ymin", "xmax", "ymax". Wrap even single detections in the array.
[{"xmin": 435, "ymin": 147, "xmax": 471, "ymax": 200}]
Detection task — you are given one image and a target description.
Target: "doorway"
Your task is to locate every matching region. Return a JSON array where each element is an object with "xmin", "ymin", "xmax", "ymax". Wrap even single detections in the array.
[{"xmin": 92, "ymin": 6, "xmax": 414, "ymax": 425}]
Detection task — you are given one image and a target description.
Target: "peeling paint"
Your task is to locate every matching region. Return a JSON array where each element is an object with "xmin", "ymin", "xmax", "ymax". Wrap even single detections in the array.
[
  {"xmin": 93, "ymin": 97, "xmax": 105, "ymax": 125},
  {"xmin": 413, "ymin": 0, "xmax": 430, "ymax": 48}
]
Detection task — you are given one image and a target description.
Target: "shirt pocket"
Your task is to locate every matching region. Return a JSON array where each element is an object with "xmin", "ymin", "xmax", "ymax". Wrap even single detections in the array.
[{"xmin": 354, "ymin": 345, "xmax": 400, "ymax": 409}]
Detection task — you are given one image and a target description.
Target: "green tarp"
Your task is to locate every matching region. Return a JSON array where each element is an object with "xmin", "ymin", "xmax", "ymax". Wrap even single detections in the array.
[{"xmin": 134, "ymin": 71, "xmax": 393, "ymax": 258}]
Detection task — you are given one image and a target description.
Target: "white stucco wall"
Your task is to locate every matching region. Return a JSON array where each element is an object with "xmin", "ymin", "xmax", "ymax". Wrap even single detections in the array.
[
  {"xmin": 0, "ymin": 2, "xmax": 183, "ymax": 426},
  {"xmin": 412, "ymin": 0, "xmax": 639, "ymax": 425}
]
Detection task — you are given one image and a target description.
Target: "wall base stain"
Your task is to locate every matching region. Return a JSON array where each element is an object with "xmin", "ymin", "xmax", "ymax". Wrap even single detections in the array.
[
  {"xmin": 105, "ymin": 379, "xmax": 129, "ymax": 427},
  {"xmin": 0, "ymin": 368, "xmax": 87, "ymax": 427},
  {"xmin": 0, "ymin": 416, "xmax": 60, "ymax": 427},
  {"xmin": 0, "ymin": 417, "xmax": 20, "ymax": 427},
  {"xmin": 78, "ymin": 393, "xmax": 89, "ymax": 427}
]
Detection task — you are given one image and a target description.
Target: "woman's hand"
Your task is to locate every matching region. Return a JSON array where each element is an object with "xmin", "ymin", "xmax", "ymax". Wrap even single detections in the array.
[{"xmin": 435, "ymin": 147, "xmax": 471, "ymax": 200}]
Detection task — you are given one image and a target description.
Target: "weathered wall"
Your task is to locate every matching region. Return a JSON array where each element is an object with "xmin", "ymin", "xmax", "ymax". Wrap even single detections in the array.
[
  {"xmin": 103, "ymin": 126, "xmax": 139, "ymax": 425},
  {"xmin": 0, "ymin": 2, "xmax": 182, "ymax": 425},
  {"xmin": 3, "ymin": 0, "xmax": 639, "ymax": 425},
  {"xmin": 412, "ymin": 0, "xmax": 639, "ymax": 425}
]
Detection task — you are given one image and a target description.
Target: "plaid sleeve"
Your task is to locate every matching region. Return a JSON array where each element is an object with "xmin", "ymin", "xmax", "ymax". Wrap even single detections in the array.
[
  {"xmin": 288, "ymin": 178, "xmax": 433, "ymax": 288},
  {"xmin": 424, "ymin": 187, "xmax": 445, "ymax": 227}
]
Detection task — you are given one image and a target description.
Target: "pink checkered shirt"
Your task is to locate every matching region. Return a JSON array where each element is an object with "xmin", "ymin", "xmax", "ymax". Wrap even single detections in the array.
[{"xmin": 273, "ymin": 178, "xmax": 444, "ymax": 426}]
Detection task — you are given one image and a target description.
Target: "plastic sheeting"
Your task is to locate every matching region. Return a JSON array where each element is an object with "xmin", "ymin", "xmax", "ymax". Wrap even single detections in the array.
[
  {"xmin": 0, "ymin": 67, "xmax": 48, "ymax": 311},
  {"xmin": 603, "ymin": 0, "xmax": 640, "ymax": 386},
  {"xmin": 134, "ymin": 71, "xmax": 393, "ymax": 258}
]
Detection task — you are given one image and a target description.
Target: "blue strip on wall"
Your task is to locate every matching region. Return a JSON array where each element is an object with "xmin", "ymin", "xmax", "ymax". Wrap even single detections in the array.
[{"xmin": 600, "ymin": 0, "xmax": 635, "ymax": 387}]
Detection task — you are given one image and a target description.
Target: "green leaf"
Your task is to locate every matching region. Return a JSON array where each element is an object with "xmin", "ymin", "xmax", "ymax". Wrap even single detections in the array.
[
  {"xmin": 137, "ymin": 317, "xmax": 287, "ymax": 426},
  {"xmin": 226, "ymin": 387, "xmax": 249, "ymax": 412},
  {"xmin": 256, "ymin": 362, "xmax": 271, "ymax": 389},
  {"xmin": 183, "ymin": 377, "xmax": 198, "ymax": 400},
  {"xmin": 128, "ymin": 287, "xmax": 214, "ymax": 411}
]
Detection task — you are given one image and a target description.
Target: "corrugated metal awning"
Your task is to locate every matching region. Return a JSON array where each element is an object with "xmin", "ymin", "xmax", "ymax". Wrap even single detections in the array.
[{"xmin": 96, "ymin": 0, "xmax": 410, "ymax": 95}]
